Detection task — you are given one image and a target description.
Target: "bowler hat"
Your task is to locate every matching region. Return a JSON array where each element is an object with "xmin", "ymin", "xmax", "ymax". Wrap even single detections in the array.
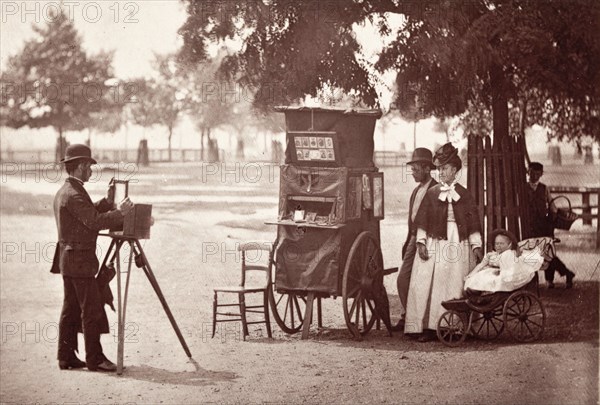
[
  {"xmin": 529, "ymin": 162, "xmax": 543, "ymax": 171},
  {"xmin": 407, "ymin": 148, "xmax": 434, "ymax": 169},
  {"xmin": 433, "ymin": 143, "xmax": 461, "ymax": 168},
  {"xmin": 60, "ymin": 144, "xmax": 97, "ymax": 164}
]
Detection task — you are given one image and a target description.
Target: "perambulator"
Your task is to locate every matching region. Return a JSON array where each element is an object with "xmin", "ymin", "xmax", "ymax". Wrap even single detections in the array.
[{"xmin": 436, "ymin": 237, "xmax": 557, "ymax": 347}]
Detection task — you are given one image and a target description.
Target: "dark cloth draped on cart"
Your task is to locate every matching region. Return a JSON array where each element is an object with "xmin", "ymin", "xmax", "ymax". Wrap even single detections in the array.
[
  {"xmin": 280, "ymin": 107, "xmax": 380, "ymax": 168},
  {"xmin": 275, "ymin": 227, "xmax": 341, "ymax": 295}
]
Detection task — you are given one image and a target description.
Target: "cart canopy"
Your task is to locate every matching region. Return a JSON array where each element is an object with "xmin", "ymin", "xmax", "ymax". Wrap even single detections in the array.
[{"xmin": 275, "ymin": 106, "xmax": 382, "ymax": 168}]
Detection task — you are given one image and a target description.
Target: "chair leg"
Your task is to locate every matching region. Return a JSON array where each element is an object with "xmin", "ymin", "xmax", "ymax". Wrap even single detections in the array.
[
  {"xmin": 239, "ymin": 292, "xmax": 249, "ymax": 340},
  {"xmin": 212, "ymin": 291, "xmax": 217, "ymax": 338},
  {"xmin": 263, "ymin": 290, "xmax": 272, "ymax": 338},
  {"xmin": 317, "ymin": 297, "xmax": 323, "ymax": 328}
]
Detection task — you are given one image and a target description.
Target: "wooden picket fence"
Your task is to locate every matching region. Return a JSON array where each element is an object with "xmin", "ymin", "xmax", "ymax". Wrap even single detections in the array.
[{"xmin": 467, "ymin": 135, "xmax": 529, "ymax": 249}]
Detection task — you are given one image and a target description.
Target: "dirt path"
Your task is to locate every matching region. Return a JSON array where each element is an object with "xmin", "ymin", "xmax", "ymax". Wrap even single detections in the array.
[{"xmin": 1, "ymin": 164, "xmax": 598, "ymax": 404}]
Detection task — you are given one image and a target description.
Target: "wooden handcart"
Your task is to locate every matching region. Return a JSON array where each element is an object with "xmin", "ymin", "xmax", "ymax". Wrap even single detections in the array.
[{"xmin": 266, "ymin": 106, "xmax": 396, "ymax": 340}]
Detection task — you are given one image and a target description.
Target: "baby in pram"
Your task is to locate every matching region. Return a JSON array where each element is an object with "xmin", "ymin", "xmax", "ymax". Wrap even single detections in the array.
[{"xmin": 464, "ymin": 229, "xmax": 544, "ymax": 295}]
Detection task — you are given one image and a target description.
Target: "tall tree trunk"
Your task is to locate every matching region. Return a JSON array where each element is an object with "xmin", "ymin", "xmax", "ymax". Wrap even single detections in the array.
[
  {"xmin": 200, "ymin": 127, "xmax": 205, "ymax": 161},
  {"xmin": 55, "ymin": 127, "xmax": 66, "ymax": 163},
  {"xmin": 168, "ymin": 126, "xmax": 173, "ymax": 162},
  {"xmin": 489, "ymin": 64, "xmax": 509, "ymax": 150},
  {"xmin": 413, "ymin": 121, "xmax": 417, "ymax": 149},
  {"xmin": 519, "ymin": 99, "xmax": 530, "ymax": 165}
]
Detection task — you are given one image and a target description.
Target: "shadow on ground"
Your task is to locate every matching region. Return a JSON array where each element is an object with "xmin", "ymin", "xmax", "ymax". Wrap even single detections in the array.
[
  {"xmin": 109, "ymin": 358, "xmax": 238, "ymax": 386},
  {"xmin": 268, "ymin": 281, "xmax": 599, "ymax": 353}
]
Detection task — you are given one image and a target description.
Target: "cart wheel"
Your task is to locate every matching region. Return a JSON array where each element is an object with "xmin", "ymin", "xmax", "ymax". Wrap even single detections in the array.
[
  {"xmin": 342, "ymin": 232, "xmax": 381, "ymax": 339},
  {"xmin": 471, "ymin": 307, "xmax": 504, "ymax": 340},
  {"xmin": 268, "ymin": 286, "xmax": 306, "ymax": 334},
  {"xmin": 503, "ymin": 291, "xmax": 546, "ymax": 342},
  {"xmin": 436, "ymin": 310, "xmax": 468, "ymax": 347}
]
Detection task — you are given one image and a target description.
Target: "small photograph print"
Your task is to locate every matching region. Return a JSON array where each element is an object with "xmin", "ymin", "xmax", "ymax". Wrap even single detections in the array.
[
  {"xmin": 309, "ymin": 137, "xmax": 317, "ymax": 148},
  {"xmin": 309, "ymin": 150, "xmax": 321, "ymax": 160},
  {"xmin": 304, "ymin": 150, "xmax": 311, "ymax": 160},
  {"xmin": 317, "ymin": 137, "xmax": 325, "ymax": 147},
  {"xmin": 327, "ymin": 151, "xmax": 334, "ymax": 160},
  {"xmin": 301, "ymin": 137, "xmax": 309, "ymax": 147},
  {"xmin": 320, "ymin": 149, "xmax": 327, "ymax": 159},
  {"xmin": 297, "ymin": 150, "xmax": 304, "ymax": 160},
  {"xmin": 295, "ymin": 137, "xmax": 302, "ymax": 147},
  {"xmin": 325, "ymin": 137, "xmax": 333, "ymax": 148}
]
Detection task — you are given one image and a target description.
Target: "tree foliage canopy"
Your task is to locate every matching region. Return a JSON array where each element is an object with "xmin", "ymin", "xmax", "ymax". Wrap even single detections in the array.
[
  {"xmin": 1, "ymin": 15, "xmax": 117, "ymax": 135},
  {"xmin": 178, "ymin": 0, "xmax": 599, "ymax": 141}
]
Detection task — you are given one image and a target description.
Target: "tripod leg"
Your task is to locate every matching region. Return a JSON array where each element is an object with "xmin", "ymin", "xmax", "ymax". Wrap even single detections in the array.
[
  {"xmin": 133, "ymin": 240, "xmax": 192, "ymax": 357},
  {"xmin": 116, "ymin": 241, "xmax": 135, "ymax": 375},
  {"xmin": 100, "ymin": 239, "xmax": 117, "ymax": 269}
]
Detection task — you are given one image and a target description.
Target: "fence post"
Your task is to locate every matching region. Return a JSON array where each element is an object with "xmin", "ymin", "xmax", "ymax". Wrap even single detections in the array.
[
  {"xmin": 596, "ymin": 190, "xmax": 600, "ymax": 250},
  {"xmin": 582, "ymin": 192, "xmax": 592, "ymax": 226}
]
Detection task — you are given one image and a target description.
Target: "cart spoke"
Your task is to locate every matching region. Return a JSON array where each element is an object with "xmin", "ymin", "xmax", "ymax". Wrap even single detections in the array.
[
  {"xmin": 282, "ymin": 295, "xmax": 290, "ymax": 323},
  {"xmin": 365, "ymin": 298, "xmax": 375, "ymax": 313},
  {"xmin": 293, "ymin": 295, "xmax": 304, "ymax": 324},
  {"xmin": 526, "ymin": 312, "xmax": 543, "ymax": 317},
  {"xmin": 526, "ymin": 319, "xmax": 543, "ymax": 328},
  {"xmin": 491, "ymin": 318, "xmax": 500, "ymax": 335},
  {"xmin": 474, "ymin": 319, "xmax": 485, "ymax": 335},
  {"xmin": 289, "ymin": 296, "xmax": 295, "ymax": 327},
  {"xmin": 355, "ymin": 295, "xmax": 361, "ymax": 327},
  {"xmin": 349, "ymin": 292, "xmax": 361, "ymax": 319},
  {"xmin": 361, "ymin": 299, "xmax": 367, "ymax": 328},
  {"xmin": 523, "ymin": 320, "xmax": 536, "ymax": 337}
]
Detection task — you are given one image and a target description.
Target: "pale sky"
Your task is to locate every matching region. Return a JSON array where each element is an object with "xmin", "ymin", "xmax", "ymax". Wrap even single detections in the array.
[{"xmin": 1, "ymin": 0, "xmax": 187, "ymax": 78}]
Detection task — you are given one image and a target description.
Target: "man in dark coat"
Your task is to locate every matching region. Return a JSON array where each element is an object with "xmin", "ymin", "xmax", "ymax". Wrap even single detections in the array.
[
  {"xmin": 51, "ymin": 144, "xmax": 133, "ymax": 371},
  {"xmin": 393, "ymin": 148, "xmax": 437, "ymax": 331},
  {"xmin": 524, "ymin": 162, "xmax": 575, "ymax": 288}
]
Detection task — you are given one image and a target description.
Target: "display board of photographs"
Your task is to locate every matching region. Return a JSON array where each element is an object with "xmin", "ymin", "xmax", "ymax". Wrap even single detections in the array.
[{"xmin": 292, "ymin": 134, "xmax": 336, "ymax": 162}]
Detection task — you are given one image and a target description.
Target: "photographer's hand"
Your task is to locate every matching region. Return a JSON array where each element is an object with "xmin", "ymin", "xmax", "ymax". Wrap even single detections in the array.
[
  {"xmin": 117, "ymin": 197, "xmax": 134, "ymax": 216},
  {"xmin": 106, "ymin": 177, "xmax": 115, "ymax": 206}
]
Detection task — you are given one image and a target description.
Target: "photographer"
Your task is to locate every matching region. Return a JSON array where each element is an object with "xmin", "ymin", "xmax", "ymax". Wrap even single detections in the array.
[{"xmin": 50, "ymin": 144, "xmax": 133, "ymax": 371}]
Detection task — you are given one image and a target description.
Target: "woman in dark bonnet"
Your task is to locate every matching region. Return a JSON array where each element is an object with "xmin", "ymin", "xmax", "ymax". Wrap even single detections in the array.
[{"xmin": 404, "ymin": 143, "xmax": 483, "ymax": 341}]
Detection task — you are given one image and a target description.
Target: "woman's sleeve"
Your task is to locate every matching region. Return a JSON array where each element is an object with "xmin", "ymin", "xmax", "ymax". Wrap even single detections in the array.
[{"xmin": 468, "ymin": 231, "xmax": 482, "ymax": 250}]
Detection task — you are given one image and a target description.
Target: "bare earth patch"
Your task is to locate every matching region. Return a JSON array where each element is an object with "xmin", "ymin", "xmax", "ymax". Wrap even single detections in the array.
[{"xmin": 1, "ymin": 163, "xmax": 598, "ymax": 404}]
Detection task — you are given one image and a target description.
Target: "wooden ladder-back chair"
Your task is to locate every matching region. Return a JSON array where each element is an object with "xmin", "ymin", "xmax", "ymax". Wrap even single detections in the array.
[{"xmin": 212, "ymin": 241, "xmax": 273, "ymax": 340}]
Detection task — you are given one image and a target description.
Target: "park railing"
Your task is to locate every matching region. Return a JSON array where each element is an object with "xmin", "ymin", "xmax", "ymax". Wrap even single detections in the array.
[
  {"xmin": 547, "ymin": 186, "xmax": 600, "ymax": 249},
  {"xmin": 0, "ymin": 148, "xmax": 226, "ymax": 164},
  {"xmin": 373, "ymin": 151, "xmax": 407, "ymax": 167}
]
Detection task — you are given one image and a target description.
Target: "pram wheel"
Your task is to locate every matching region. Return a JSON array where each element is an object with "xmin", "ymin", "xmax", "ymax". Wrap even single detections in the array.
[
  {"xmin": 471, "ymin": 307, "xmax": 504, "ymax": 340},
  {"xmin": 436, "ymin": 310, "xmax": 469, "ymax": 347},
  {"xmin": 503, "ymin": 291, "xmax": 546, "ymax": 342}
]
